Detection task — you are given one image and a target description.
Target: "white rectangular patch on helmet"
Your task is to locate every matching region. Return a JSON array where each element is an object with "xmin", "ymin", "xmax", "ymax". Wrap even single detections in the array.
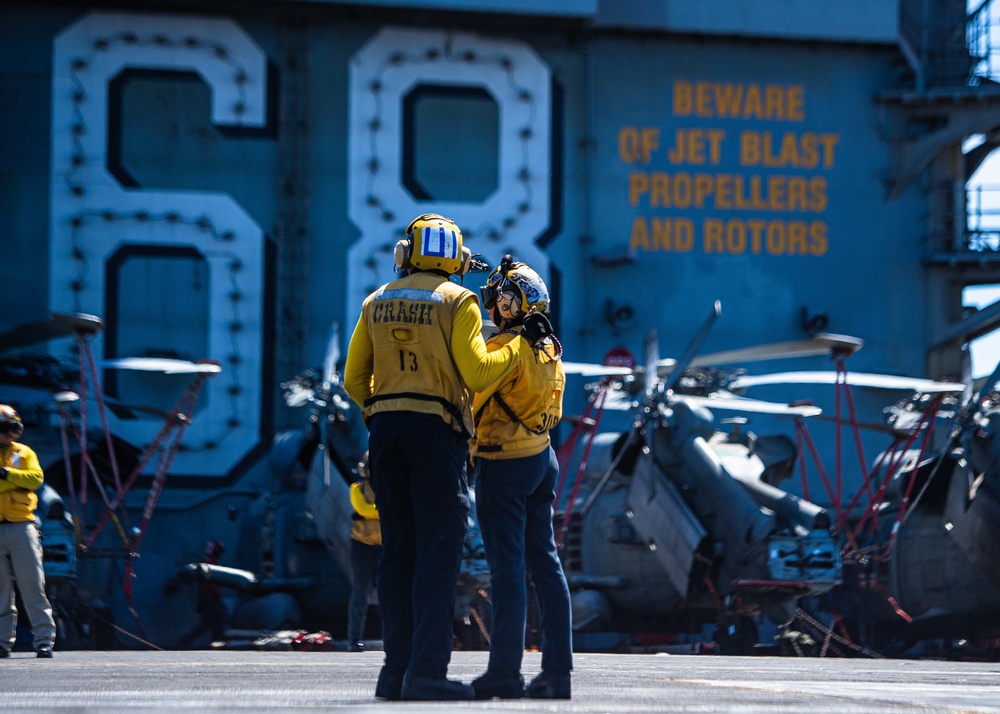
[{"xmin": 420, "ymin": 226, "xmax": 458, "ymax": 260}]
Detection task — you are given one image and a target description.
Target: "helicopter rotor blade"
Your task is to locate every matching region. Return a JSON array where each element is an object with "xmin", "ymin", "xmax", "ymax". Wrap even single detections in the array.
[
  {"xmin": 0, "ymin": 312, "xmax": 104, "ymax": 354},
  {"xmin": 730, "ymin": 371, "xmax": 966, "ymax": 393},
  {"xmin": 662, "ymin": 300, "xmax": 722, "ymax": 393},
  {"xmin": 644, "ymin": 328, "xmax": 660, "ymax": 394},
  {"xmin": 561, "ymin": 362, "xmax": 636, "ymax": 377},
  {"xmin": 690, "ymin": 332, "xmax": 864, "ymax": 369},
  {"xmin": 678, "ymin": 394, "xmax": 822, "ymax": 417},
  {"xmin": 100, "ymin": 397, "xmax": 175, "ymax": 421},
  {"xmin": 322, "ymin": 322, "xmax": 341, "ymax": 385},
  {"xmin": 101, "ymin": 358, "xmax": 222, "ymax": 374}
]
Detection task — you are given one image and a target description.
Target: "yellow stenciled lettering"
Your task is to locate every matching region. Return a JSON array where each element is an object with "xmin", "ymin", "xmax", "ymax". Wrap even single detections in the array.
[
  {"xmin": 740, "ymin": 131, "xmax": 760, "ymax": 167},
  {"xmin": 651, "ymin": 218, "xmax": 671, "ymax": 251},
  {"xmin": 641, "ymin": 127, "xmax": 660, "ymax": 163},
  {"xmin": 726, "ymin": 219, "xmax": 747, "ymax": 254},
  {"xmin": 666, "ymin": 129, "xmax": 685, "ymax": 164},
  {"xmin": 696, "ymin": 82, "xmax": 714, "ymax": 117},
  {"xmin": 743, "ymin": 84, "xmax": 764, "ymax": 119},
  {"xmin": 630, "ymin": 217, "xmax": 696, "ymax": 253},
  {"xmin": 673, "ymin": 172, "xmax": 692, "ymax": 208},
  {"xmin": 787, "ymin": 85, "xmax": 805, "ymax": 120},
  {"xmin": 629, "ymin": 216, "xmax": 650, "ymax": 251},
  {"xmin": 787, "ymin": 176, "xmax": 807, "ymax": 211},
  {"xmin": 649, "ymin": 217, "xmax": 695, "ymax": 252},
  {"xmin": 768, "ymin": 175, "xmax": 787, "ymax": 211},
  {"xmin": 651, "ymin": 172, "xmax": 670, "ymax": 207},
  {"xmin": 748, "ymin": 219, "xmax": 766, "ymax": 254},
  {"xmin": 788, "ymin": 220, "xmax": 809, "ymax": 254},
  {"xmin": 714, "ymin": 83, "xmax": 743, "ymax": 118},
  {"xmin": 619, "ymin": 126, "xmax": 639, "ymax": 163},
  {"xmin": 715, "ymin": 174, "xmax": 733, "ymax": 209},
  {"xmin": 667, "ymin": 129, "xmax": 727, "ymax": 166},
  {"xmin": 694, "ymin": 173, "xmax": 714, "ymax": 208},
  {"xmin": 675, "ymin": 218, "xmax": 694, "ymax": 251},
  {"xmin": 765, "ymin": 84, "xmax": 784, "ymax": 120},
  {"xmin": 766, "ymin": 221, "xmax": 785, "ymax": 255},
  {"xmin": 619, "ymin": 126, "xmax": 660, "ymax": 164},
  {"xmin": 809, "ymin": 176, "xmax": 828, "ymax": 212},
  {"xmin": 809, "ymin": 220, "xmax": 828, "ymax": 255},
  {"xmin": 740, "ymin": 130, "xmax": 839, "ymax": 169},
  {"xmin": 820, "ymin": 133, "xmax": 839, "ymax": 168},
  {"xmin": 771, "ymin": 132, "xmax": 800, "ymax": 168},
  {"xmin": 629, "ymin": 171, "xmax": 649, "ymax": 206},
  {"xmin": 703, "ymin": 218, "xmax": 724, "ymax": 253},
  {"xmin": 672, "ymin": 82, "xmax": 807, "ymax": 121},
  {"xmin": 673, "ymin": 80, "xmax": 693, "ymax": 116},
  {"xmin": 799, "ymin": 132, "xmax": 820, "ymax": 169}
]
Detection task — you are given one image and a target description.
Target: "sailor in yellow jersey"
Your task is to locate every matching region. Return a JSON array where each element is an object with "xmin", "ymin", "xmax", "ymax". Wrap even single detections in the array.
[
  {"xmin": 344, "ymin": 214, "xmax": 553, "ymax": 702},
  {"xmin": 346, "ymin": 452, "xmax": 380, "ymax": 653},
  {"xmin": 0, "ymin": 405, "xmax": 56, "ymax": 658},
  {"xmin": 468, "ymin": 258, "xmax": 572, "ymax": 700}
]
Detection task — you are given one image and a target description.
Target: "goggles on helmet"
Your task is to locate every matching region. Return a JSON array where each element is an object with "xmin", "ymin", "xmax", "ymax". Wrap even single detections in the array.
[
  {"xmin": 480, "ymin": 254, "xmax": 516, "ymax": 311},
  {"xmin": 480, "ymin": 257, "xmax": 550, "ymax": 319},
  {"xmin": 0, "ymin": 404, "xmax": 22, "ymax": 435}
]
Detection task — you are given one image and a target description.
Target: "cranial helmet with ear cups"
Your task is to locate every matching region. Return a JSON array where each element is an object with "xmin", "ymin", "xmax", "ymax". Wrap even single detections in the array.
[
  {"xmin": 394, "ymin": 213, "xmax": 472, "ymax": 275},
  {"xmin": 481, "ymin": 259, "xmax": 550, "ymax": 321},
  {"xmin": 0, "ymin": 404, "xmax": 23, "ymax": 436}
]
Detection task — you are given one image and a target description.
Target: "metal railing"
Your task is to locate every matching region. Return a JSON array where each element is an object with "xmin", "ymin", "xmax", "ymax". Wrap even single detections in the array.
[
  {"xmin": 966, "ymin": 182, "xmax": 1000, "ymax": 251},
  {"xmin": 900, "ymin": 0, "xmax": 994, "ymax": 89},
  {"xmin": 927, "ymin": 181, "xmax": 1000, "ymax": 260}
]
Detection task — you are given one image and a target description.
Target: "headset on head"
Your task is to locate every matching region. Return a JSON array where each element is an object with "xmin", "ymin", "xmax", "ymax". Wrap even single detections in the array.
[
  {"xmin": 479, "ymin": 253, "xmax": 516, "ymax": 311},
  {"xmin": 394, "ymin": 213, "xmax": 474, "ymax": 276}
]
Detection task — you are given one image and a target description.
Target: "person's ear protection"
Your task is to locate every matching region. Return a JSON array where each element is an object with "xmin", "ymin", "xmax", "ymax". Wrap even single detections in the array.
[
  {"xmin": 395, "ymin": 213, "xmax": 471, "ymax": 275},
  {"xmin": 393, "ymin": 239, "xmax": 413, "ymax": 271},
  {"xmin": 480, "ymin": 254, "xmax": 515, "ymax": 310}
]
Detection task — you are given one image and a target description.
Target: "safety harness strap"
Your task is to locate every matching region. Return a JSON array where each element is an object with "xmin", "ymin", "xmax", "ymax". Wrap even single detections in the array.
[
  {"xmin": 492, "ymin": 392, "xmax": 546, "ymax": 436},
  {"xmin": 365, "ymin": 391, "xmax": 471, "ymax": 440}
]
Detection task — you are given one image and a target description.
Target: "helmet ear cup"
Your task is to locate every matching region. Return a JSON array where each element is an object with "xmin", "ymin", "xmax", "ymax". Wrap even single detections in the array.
[
  {"xmin": 393, "ymin": 239, "xmax": 412, "ymax": 270},
  {"xmin": 495, "ymin": 288, "xmax": 523, "ymax": 321},
  {"xmin": 458, "ymin": 246, "xmax": 473, "ymax": 276}
]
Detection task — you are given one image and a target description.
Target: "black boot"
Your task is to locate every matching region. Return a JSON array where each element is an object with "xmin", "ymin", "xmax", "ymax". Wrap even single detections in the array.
[
  {"xmin": 401, "ymin": 673, "xmax": 475, "ymax": 701},
  {"xmin": 472, "ymin": 671, "xmax": 525, "ymax": 699},
  {"xmin": 526, "ymin": 671, "xmax": 571, "ymax": 699},
  {"xmin": 374, "ymin": 667, "xmax": 403, "ymax": 700}
]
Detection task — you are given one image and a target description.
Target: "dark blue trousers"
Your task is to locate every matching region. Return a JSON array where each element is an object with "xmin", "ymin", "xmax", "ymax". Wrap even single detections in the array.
[
  {"xmin": 347, "ymin": 538, "xmax": 382, "ymax": 642},
  {"xmin": 475, "ymin": 446, "xmax": 573, "ymax": 675},
  {"xmin": 369, "ymin": 412, "xmax": 470, "ymax": 680}
]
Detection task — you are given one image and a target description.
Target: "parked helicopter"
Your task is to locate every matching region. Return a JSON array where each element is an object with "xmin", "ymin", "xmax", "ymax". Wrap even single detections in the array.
[
  {"xmin": 759, "ymin": 357, "xmax": 1000, "ymax": 657},
  {"xmin": 553, "ymin": 302, "xmax": 846, "ymax": 654},
  {"xmin": 553, "ymin": 301, "xmax": 985, "ymax": 656}
]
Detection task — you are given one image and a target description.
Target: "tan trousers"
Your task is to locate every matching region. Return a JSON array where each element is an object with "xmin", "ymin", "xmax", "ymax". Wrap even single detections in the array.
[{"xmin": 0, "ymin": 521, "xmax": 56, "ymax": 651}]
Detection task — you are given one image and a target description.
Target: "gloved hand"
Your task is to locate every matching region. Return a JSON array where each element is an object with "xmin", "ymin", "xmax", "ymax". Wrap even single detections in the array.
[{"xmin": 520, "ymin": 312, "xmax": 553, "ymax": 345}]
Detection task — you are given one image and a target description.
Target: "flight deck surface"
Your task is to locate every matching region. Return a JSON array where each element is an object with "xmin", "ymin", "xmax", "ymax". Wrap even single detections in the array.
[{"xmin": 2, "ymin": 650, "xmax": 999, "ymax": 713}]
